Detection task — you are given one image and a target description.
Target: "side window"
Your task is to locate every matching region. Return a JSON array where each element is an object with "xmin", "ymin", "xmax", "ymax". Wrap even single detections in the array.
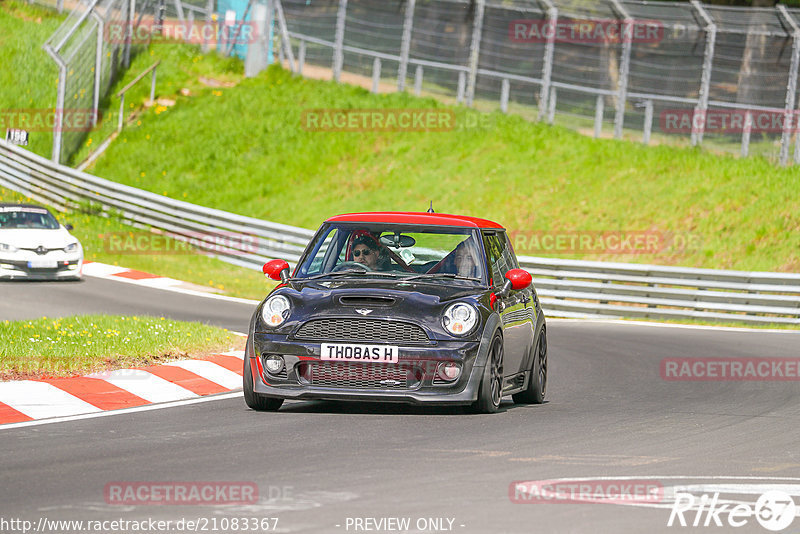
[
  {"xmin": 482, "ymin": 232, "xmax": 505, "ymax": 286},
  {"xmin": 498, "ymin": 232, "xmax": 519, "ymax": 270}
]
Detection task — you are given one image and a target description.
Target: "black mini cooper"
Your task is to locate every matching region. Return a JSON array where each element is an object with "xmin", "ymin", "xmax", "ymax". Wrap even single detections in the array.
[{"xmin": 244, "ymin": 212, "xmax": 547, "ymax": 413}]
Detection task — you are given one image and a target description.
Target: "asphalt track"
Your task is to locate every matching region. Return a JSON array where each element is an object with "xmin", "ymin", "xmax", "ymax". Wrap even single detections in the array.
[{"xmin": 1, "ymin": 278, "xmax": 799, "ymax": 533}]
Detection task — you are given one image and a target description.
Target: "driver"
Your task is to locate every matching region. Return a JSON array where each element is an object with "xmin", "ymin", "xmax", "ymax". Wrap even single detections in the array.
[{"xmin": 352, "ymin": 235, "xmax": 381, "ymax": 270}]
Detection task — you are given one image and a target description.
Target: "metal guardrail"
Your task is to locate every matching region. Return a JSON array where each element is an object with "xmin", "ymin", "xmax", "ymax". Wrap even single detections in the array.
[{"xmin": 1, "ymin": 140, "xmax": 798, "ymax": 325}]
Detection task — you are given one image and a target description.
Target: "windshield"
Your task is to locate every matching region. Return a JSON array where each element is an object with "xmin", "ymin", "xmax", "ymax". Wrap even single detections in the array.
[
  {"xmin": 0, "ymin": 208, "xmax": 60, "ymax": 230},
  {"xmin": 296, "ymin": 223, "xmax": 486, "ymax": 283}
]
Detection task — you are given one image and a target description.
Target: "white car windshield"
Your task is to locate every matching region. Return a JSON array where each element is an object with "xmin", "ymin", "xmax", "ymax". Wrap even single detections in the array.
[{"xmin": 0, "ymin": 208, "xmax": 60, "ymax": 230}]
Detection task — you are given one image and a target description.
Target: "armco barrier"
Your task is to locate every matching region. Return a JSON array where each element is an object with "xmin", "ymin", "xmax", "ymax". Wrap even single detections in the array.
[{"xmin": 1, "ymin": 140, "xmax": 798, "ymax": 325}]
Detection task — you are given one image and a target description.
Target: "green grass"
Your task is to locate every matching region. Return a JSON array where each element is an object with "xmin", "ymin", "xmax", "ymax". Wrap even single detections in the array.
[
  {"xmin": 0, "ymin": 1, "xmax": 65, "ymax": 159},
  {"xmin": 0, "ymin": 314, "xmax": 241, "ymax": 379},
  {"xmin": 0, "ymin": 186, "xmax": 274, "ymax": 299},
  {"xmin": 82, "ymin": 64, "xmax": 800, "ymax": 273}
]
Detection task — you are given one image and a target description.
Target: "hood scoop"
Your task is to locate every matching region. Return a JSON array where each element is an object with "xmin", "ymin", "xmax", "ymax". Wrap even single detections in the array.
[{"xmin": 338, "ymin": 295, "xmax": 397, "ymax": 307}]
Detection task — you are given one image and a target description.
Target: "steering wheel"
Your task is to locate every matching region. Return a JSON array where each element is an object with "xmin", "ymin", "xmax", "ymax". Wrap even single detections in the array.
[{"xmin": 332, "ymin": 261, "xmax": 373, "ymax": 272}]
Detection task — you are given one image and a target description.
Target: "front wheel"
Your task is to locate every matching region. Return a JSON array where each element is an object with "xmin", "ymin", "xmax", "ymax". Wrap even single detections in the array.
[
  {"xmin": 469, "ymin": 333, "xmax": 504, "ymax": 414},
  {"xmin": 513, "ymin": 326, "xmax": 547, "ymax": 404},
  {"xmin": 243, "ymin": 354, "xmax": 284, "ymax": 412}
]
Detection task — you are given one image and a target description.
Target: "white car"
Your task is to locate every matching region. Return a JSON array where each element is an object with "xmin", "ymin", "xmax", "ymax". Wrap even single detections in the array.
[{"xmin": 0, "ymin": 203, "xmax": 83, "ymax": 280}]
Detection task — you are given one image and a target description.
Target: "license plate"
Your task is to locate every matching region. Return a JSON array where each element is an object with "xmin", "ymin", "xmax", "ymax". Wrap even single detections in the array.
[
  {"xmin": 28, "ymin": 260, "xmax": 57, "ymax": 269},
  {"xmin": 321, "ymin": 343, "xmax": 399, "ymax": 364}
]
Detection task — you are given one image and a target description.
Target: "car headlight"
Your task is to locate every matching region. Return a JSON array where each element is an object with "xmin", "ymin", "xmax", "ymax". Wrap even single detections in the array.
[
  {"xmin": 0, "ymin": 243, "xmax": 19, "ymax": 254},
  {"xmin": 261, "ymin": 295, "xmax": 291, "ymax": 327},
  {"xmin": 64, "ymin": 242, "xmax": 79, "ymax": 253},
  {"xmin": 442, "ymin": 302, "xmax": 478, "ymax": 336}
]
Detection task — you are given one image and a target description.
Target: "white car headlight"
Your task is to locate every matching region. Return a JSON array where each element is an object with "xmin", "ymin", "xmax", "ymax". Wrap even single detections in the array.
[
  {"xmin": 0, "ymin": 243, "xmax": 19, "ymax": 254},
  {"xmin": 262, "ymin": 295, "xmax": 291, "ymax": 327},
  {"xmin": 64, "ymin": 242, "xmax": 80, "ymax": 253},
  {"xmin": 443, "ymin": 302, "xmax": 478, "ymax": 336}
]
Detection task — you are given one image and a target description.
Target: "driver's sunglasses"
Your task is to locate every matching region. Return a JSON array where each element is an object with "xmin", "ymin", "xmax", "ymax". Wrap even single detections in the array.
[{"xmin": 353, "ymin": 249, "xmax": 372, "ymax": 257}]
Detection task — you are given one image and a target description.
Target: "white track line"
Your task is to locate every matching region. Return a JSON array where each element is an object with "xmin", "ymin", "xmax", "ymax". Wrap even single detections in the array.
[
  {"xmin": 0, "ymin": 381, "xmax": 101, "ymax": 419},
  {"xmin": 164, "ymin": 360, "xmax": 242, "ymax": 389},
  {"xmin": 548, "ymin": 318, "xmax": 800, "ymax": 334},
  {"xmin": 0, "ymin": 392, "xmax": 244, "ymax": 431},
  {"xmin": 98, "ymin": 369, "xmax": 198, "ymax": 403}
]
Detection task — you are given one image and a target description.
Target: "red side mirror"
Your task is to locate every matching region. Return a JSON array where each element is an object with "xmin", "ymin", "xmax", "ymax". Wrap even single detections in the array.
[
  {"xmin": 263, "ymin": 259, "xmax": 290, "ymax": 282},
  {"xmin": 505, "ymin": 268, "xmax": 532, "ymax": 291}
]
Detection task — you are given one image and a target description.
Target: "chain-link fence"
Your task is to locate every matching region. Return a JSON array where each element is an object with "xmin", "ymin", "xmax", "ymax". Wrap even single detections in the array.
[
  {"xmin": 41, "ymin": 0, "xmax": 133, "ymax": 164},
  {"xmin": 279, "ymin": 0, "xmax": 800, "ymax": 165}
]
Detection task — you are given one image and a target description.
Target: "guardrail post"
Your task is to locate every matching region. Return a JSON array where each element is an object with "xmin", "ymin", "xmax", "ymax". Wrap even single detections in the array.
[
  {"xmin": 741, "ymin": 110, "xmax": 752, "ymax": 157},
  {"xmin": 642, "ymin": 99, "xmax": 653, "ymax": 145},
  {"xmin": 594, "ymin": 95, "xmax": 604, "ymax": 137},
  {"xmin": 537, "ymin": 0, "xmax": 557, "ymax": 121},
  {"xmin": 332, "ymin": 0, "xmax": 347, "ymax": 82},
  {"xmin": 298, "ymin": 39, "xmax": 306, "ymax": 75},
  {"xmin": 372, "ymin": 57, "xmax": 381, "ymax": 94},
  {"xmin": 691, "ymin": 0, "xmax": 716, "ymax": 147},
  {"xmin": 414, "ymin": 65, "xmax": 423, "ymax": 96},
  {"xmin": 777, "ymin": 6, "xmax": 800, "ymax": 166},
  {"xmin": 610, "ymin": 0, "xmax": 632, "ymax": 140},
  {"xmin": 397, "ymin": 0, "xmax": 415, "ymax": 91},
  {"xmin": 465, "ymin": 0, "xmax": 485, "ymax": 107},
  {"xmin": 547, "ymin": 87, "xmax": 556, "ymax": 124},
  {"xmin": 500, "ymin": 78, "xmax": 509, "ymax": 113}
]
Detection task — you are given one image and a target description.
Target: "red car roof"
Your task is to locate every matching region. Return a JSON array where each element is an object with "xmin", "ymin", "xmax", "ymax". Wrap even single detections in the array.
[{"xmin": 325, "ymin": 212, "xmax": 504, "ymax": 229}]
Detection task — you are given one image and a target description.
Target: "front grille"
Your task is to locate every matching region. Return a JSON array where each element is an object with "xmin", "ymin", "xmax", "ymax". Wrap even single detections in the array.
[
  {"xmin": 297, "ymin": 362, "xmax": 422, "ymax": 390},
  {"xmin": 294, "ymin": 318, "xmax": 429, "ymax": 344}
]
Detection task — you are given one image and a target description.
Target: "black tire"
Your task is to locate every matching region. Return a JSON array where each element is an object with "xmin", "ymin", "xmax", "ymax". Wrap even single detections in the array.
[
  {"xmin": 243, "ymin": 354, "xmax": 284, "ymax": 412},
  {"xmin": 513, "ymin": 326, "xmax": 547, "ymax": 404},
  {"xmin": 469, "ymin": 333, "xmax": 504, "ymax": 414}
]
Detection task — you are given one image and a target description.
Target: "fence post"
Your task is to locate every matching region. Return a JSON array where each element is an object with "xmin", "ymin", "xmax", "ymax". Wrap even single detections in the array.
[
  {"xmin": 456, "ymin": 71, "xmax": 466, "ymax": 103},
  {"xmin": 124, "ymin": 0, "xmax": 135, "ymax": 67},
  {"xmin": 44, "ymin": 47, "xmax": 67, "ymax": 163},
  {"xmin": 741, "ymin": 111, "xmax": 752, "ymax": 157},
  {"xmin": 201, "ymin": 0, "xmax": 212, "ymax": 53},
  {"xmin": 500, "ymin": 78, "xmax": 510, "ymax": 113},
  {"xmin": 537, "ymin": 0, "xmax": 556, "ymax": 121},
  {"xmin": 778, "ymin": 5, "xmax": 800, "ymax": 166},
  {"xmin": 91, "ymin": 11, "xmax": 104, "ymax": 128},
  {"xmin": 691, "ymin": 0, "xmax": 716, "ymax": 147},
  {"xmin": 594, "ymin": 95, "xmax": 604, "ymax": 137},
  {"xmin": 372, "ymin": 57, "xmax": 381, "ymax": 94},
  {"xmin": 332, "ymin": 0, "xmax": 348, "ymax": 82},
  {"xmin": 610, "ymin": 0, "xmax": 632, "ymax": 140},
  {"xmin": 298, "ymin": 39, "xmax": 306, "ymax": 75},
  {"xmin": 548, "ymin": 87, "xmax": 556, "ymax": 124},
  {"xmin": 397, "ymin": 0, "xmax": 416, "ymax": 91},
  {"xmin": 414, "ymin": 65, "xmax": 423, "ymax": 96},
  {"xmin": 642, "ymin": 99, "xmax": 653, "ymax": 145},
  {"xmin": 274, "ymin": 0, "xmax": 296, "ymax": 73},
  {"xmin": 465, "ymin": 0, "xmax": 485, "ymax": 107}
]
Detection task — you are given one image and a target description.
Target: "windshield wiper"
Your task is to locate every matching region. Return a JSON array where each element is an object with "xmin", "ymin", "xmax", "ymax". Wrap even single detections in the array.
[
  {"xmin": 292, "ymin": 269, "xmax": 400, "ymax": 281},
  {"xmin": 400, "ymin": 273, "xmax": 481, "ymax": 283}
]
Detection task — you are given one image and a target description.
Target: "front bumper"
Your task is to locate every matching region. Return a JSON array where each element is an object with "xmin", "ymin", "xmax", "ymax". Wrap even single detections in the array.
[
  {"xmin": 0, "ymin": 253, "xmax": 83, "ymax": 280},
  {"xmin": 249, "ymin": 333, "xmax": 486, "ymax": 405}
]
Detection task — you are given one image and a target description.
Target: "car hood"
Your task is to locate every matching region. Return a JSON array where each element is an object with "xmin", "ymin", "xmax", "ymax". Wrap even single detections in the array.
[
  {"xmin": 288, "ymin": 278, "xmax": 484, "ymax": 304},
  {"xmin": 0, "ymin": 228, "xmax": 77, "ymax": 249}
]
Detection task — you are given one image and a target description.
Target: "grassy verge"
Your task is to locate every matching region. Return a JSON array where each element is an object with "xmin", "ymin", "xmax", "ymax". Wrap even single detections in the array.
[
  {"xmin": 0, "ymin": 1, "xmax": 65, "ymax": 159},
  {"xmin": 0, "ymin": 187, "xmax": 274, "ymax": 299},
  {"xmin": 0, "ymin": 314, "xmax": 243, "ymax": 380},
  {"xmin": 83, "ymin": 64, "xmax": 800, "ymax": 274}
]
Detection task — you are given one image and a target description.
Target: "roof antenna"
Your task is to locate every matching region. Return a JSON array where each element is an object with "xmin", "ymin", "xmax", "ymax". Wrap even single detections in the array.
[{"xmin": 427, "ymin": 201, "xmax": 435, "ymax": 213}]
